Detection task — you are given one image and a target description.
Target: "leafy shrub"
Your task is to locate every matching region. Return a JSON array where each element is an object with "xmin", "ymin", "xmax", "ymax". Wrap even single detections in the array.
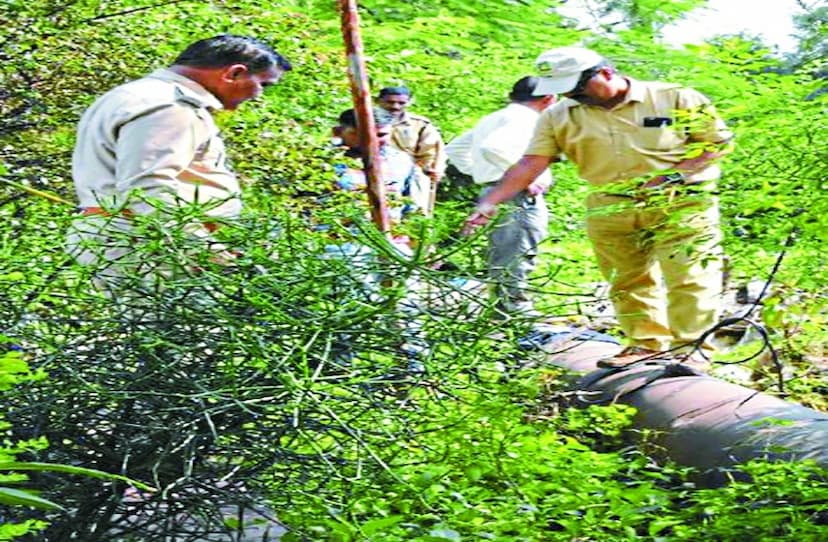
[{"xmin": 0, "ymin": 341, "xmax": 50, "ymax": 541}]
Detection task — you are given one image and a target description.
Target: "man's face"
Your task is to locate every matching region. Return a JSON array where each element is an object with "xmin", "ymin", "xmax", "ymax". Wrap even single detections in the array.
[
  {"xmin": 377, "ymin": 93, "xmax": 410, "ymax": 120},
  {"xmin": 562, "ymin": 68, "xmax": 616, "ymax": 106},
  {"xmin": 337, "ymin": 126, "xmax": 361, "ymax": 151},
  {"xmin": 215, "ymin": 64, "xmax": 284, "ymax": 110},
  {"xmin": 539, "ymin": 95, "xmax": 557, "ymax": 112},
  {"xmin": 335, "ymin": 124, "xmax": 392, "ymax": 155}
]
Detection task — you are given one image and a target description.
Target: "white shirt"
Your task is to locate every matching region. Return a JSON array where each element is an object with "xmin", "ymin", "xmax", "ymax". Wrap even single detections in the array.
[{"xmin": 445, "ymin": 102, "xmax": 552, "ymax": 186}]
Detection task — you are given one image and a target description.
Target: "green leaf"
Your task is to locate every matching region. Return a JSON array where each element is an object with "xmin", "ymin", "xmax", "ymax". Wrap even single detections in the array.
[
  {"xmin": 648, "ymin": 518, "xmax": 683, "ymax": 535},
  {"xmin": 360, "ymin": 515, "xmax": 403, "ymax": 535},
  {"xmin": 0, "ymin": 462, "xmax": 156, "ymax": 492},
  {"xmin": 0, "ymin": 487, "xmax": 63, "ymax": 510}
]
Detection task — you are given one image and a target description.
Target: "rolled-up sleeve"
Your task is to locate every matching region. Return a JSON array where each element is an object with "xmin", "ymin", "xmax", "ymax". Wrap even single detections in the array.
[
  {"xmin": 676, "ymin": 88, "xmax": 733, "ymax": 144},
  {"xmin": 416, "ymin": 123, "xmax": 447, "ymax": 177}
]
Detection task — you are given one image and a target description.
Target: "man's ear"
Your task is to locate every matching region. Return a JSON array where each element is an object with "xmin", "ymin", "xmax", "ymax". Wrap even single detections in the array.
[{"xmin": 222, "ymin": 64, "xmax": 249, "ymax": 82}]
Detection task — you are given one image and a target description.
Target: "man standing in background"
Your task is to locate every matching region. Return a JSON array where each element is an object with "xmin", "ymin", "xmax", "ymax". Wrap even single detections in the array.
[
  {"xmin": 332, "ymin": 106, "xmax": 429, "ymax": 248},
  {"xmin": 377, "ymin": 86, "xmax": 447, "ymax": 215},
  {"xmin": 446, "ymin": 76, "xmax": 555, "ymax": 320}
]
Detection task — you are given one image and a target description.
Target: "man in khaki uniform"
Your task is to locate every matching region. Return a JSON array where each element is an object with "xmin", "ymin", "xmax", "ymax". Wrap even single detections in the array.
[
  {"xmin": 465, "ymin": 46, "xmax": 734, "ymax": 368},
  {"xmin": 67, "ymin": 35, "xmax": 290, "ymax": 293},
  {"xmin": 376, "ymin": 86, "xmax": 447, "ymax": 215}
]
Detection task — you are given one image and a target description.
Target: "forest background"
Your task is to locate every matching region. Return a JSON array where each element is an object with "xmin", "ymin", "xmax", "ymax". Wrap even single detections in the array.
[{"xmin": 0, "ymin": 0, "xmax": 826, "ymax": 540}]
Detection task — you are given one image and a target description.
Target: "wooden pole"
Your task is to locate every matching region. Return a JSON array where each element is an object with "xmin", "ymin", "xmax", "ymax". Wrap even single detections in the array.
[{"xmin": 338, "ymin": 0, "xmax": 390, "ymax": 234}]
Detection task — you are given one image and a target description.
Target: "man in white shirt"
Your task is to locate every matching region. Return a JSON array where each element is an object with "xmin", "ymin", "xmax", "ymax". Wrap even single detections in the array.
[{"xmin": 446, "ymin": 76, "xmax": 555, "ymax": 318}]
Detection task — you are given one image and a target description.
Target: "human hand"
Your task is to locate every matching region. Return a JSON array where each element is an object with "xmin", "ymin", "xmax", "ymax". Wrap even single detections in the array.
[
  {"xmin": 209, "ymin": 249, "xmax": 242, "ymax": 266},
  {"xmin": 642, "ymin": 172, "xmax": 684, "ymax": 189},
  {"xmin": 526, "ymin": 177, "xmax": 551, "ymax": 196},
  {"xmin": 462, "ymin": 202, "xmax": 497, "ymax": 235}
]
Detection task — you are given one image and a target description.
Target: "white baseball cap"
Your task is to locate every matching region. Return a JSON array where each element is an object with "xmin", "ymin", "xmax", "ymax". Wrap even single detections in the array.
[{"xmin": 533, "ymin": 46, "xmax": 604, "ymax": 95}]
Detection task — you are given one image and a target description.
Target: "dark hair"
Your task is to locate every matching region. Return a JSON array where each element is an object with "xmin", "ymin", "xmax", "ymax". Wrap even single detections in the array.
[
  {"xmin": 173, "ymin": 35, "xmax": 292, "ymax": 73},
  {"xmin": 509, "ymin": 76, "xmax": 552, "ymax": 102},
  {"xmin": 378, "ymin": 86, "xmax": 412, "ymax": 99},
  {"xmin": 337, "ymin": 107, "xmax": 394, "ymax": 128}
]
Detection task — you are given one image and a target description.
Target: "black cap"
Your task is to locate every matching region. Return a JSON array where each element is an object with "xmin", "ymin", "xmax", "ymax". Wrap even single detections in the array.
[
  {"xmin": 378, "ymin": 86, "xmax": 412, "ymax": 98},
  {"xmin": 509, "ymin": 76, "xmax": 550, "ymax": 101}
]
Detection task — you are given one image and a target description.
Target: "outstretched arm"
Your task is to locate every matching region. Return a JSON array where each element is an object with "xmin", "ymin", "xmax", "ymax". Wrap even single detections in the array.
[{"xmin": 463, "ymin": 154, "xmax": 552, "ymax": 234}]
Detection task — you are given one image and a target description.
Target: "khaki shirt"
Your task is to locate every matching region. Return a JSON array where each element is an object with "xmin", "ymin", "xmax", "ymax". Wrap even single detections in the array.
[
  {"xmin": 71, "ymin": 68, "xmax": 242, "ymax": 223},
  {"xmin": 525, "ymin": 78, "xmax": 733, "ymax": 186},
  {"xmin": 389, "ymin": 112, "xmax": 447, "ymax": 180}
]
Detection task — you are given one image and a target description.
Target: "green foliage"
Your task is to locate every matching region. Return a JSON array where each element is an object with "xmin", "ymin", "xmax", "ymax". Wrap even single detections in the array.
[
  {"xmin": 562, "ymin": 0, "xmax": 707, "ymax": 33},
  {"xmin": 670, "ymin": 460, "xmax": 828, "ymax": 541},
  {"xmin": 0, "ymin": 343, "xmax": 50, "ymax": 539},
  {"xmin": 790, "ymin": 3, "xmax": 828, "ymax": 67},
  {"xmin": 0, "ymin": 203, "xmax": 545, "ymax": 538},
  {"xmin": 0, "ymin": 341, "xmax": 154, "ymax": 540},
  {"xmin": 276, "ymin": 375, "xmax": 828, "ymax": 540},
  {"xmin": 276, "ymin": 376, "xmax": 668, "ymax": 540}
]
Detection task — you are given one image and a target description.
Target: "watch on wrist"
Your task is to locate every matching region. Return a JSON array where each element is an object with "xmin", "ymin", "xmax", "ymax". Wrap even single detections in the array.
[{"xmin": 663, "ymin": 172, "xmax": 685, "ymax": 185}]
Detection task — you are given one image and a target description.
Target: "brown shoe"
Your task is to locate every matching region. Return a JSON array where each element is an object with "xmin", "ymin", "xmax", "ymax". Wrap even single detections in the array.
[{"xmin": 597, "ymin": 346, "xmax": 663, "ymax": 369}]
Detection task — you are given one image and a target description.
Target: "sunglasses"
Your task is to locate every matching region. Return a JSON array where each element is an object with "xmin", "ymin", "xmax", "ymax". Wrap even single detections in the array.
[
  {"xmin": 334, "ymin": 126, "xmax": 392, "ymax": 138},
  {"xmin": 566, "ymin": 67, "xmax": 602, "ymax": 96}
]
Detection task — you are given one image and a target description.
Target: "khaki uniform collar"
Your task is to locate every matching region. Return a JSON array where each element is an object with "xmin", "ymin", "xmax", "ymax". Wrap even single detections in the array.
[
  {"xmin": 621, "ymin": 77, "xmax": 646, "ymax": 104},
  {"xmin": 147, "ymin": 68, "xmax": 224, "ymax": 111},
  {"xmin": 393, "ymin": 111, "xmax": 413, "ymax": 125},
  {"xmin": 395, "ymin": 110, "xmax": 432, "ymax": 123}
]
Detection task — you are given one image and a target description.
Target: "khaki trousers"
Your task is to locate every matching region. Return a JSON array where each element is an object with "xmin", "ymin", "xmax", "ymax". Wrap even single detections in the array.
[
  {"xmin": 585, "ymin": 190, "xmax": 723, "ymax": 352},
  {"xmin": 65, "ymin": 215, "xmax": 149, "ymax": 295},
  {"xmin": 65, "ymin": 215, "xmax": 193, "ymax": 302}
]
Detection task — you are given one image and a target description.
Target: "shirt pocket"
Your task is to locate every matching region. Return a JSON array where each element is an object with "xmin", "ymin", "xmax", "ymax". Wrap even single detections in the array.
[
  {"xmin": 195, "ymin": 134, "xmax": 227, "ymax": 170},
  {"xmin": 635, "ymin": 126, "xmax": 685, "ymax": 151}
]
